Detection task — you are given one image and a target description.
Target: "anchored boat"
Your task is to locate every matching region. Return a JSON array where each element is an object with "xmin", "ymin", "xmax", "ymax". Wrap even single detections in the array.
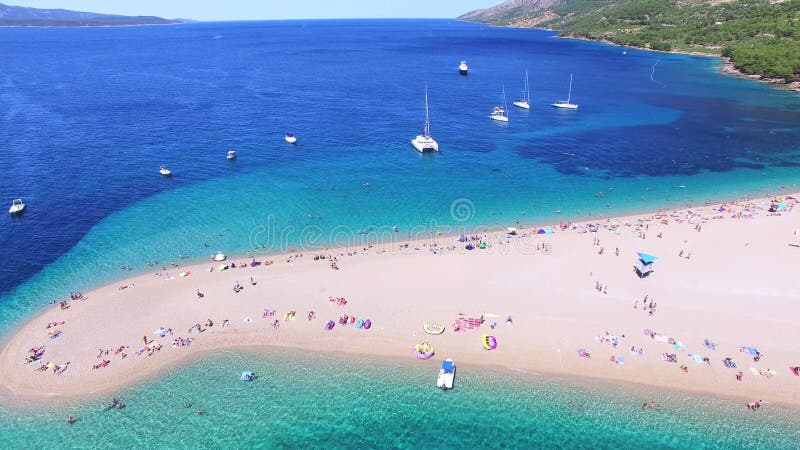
[
  {"xmin": 8, "ymin": 198, "xmax": 25, "ymax": 214},
  {"xmin": 437, "ymin": 358, "xmax": 456, "ymax": 390}
]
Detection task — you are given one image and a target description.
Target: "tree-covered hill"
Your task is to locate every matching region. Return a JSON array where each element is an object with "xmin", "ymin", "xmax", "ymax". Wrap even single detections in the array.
[{"xmin": 460, "ymin": 0, "xmax": 800, "ymax": 85}]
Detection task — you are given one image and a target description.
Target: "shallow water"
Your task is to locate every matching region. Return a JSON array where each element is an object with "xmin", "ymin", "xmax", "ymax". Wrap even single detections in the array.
[{"xmin": 1, "ymin": 349, "xmax": 797, "ymax": 449}]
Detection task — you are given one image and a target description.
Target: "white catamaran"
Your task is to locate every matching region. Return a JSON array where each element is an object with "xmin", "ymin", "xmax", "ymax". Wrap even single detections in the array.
[
  {"xmin": 411, "ymin": 84, "xmax": 438, "ymax": 152},
  {"xmin": 513, "ymin": 69, "xmax": 531, "ymax": 109},
  {"xmin": 551, "ymin": 73, "xmax": 578, "ymax": 109},
  {"xmin": 489, "ymin": 85, "xmax": 509, "ymax": 122}
]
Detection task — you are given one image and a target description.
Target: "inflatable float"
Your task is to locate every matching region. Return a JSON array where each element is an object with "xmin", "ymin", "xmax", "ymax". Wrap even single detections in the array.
[
  {"xmin": 482, "ymin": 334, "xmax": 497, "ymax": 350},
  {"xmin": 423, "ymin": 323, "xmax": 445, "ymax": 335},
  {"xmin": 414, "ymin": 342, "xmax": 435, "ymax": 360}
]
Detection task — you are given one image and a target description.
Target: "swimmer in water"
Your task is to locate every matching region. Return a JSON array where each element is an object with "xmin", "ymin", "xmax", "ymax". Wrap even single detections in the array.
[
  {"xmin": 184, "ymin": 402, "xmax": 190, "ymax": 408},
  {"xmin": 66, "ymin": 416, "xmax": 76, "ymax": 424},
  {"xmin": 196, "ymin": 408, "xmax": 204, "ymax": 415}
]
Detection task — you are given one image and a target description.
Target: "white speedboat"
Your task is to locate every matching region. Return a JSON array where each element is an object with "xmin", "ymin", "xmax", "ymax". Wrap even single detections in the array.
[
  {"xmin": 489, "ymin": 86, "xmax": 509, "ymax": 122},
  {"xmin": 551, "ymin": 73, "xmax": 578, "ymax": 109},
  {"xmin": 513, "ymin": 69, "xmax": 531, "ymax": 109},
  {"xmin": 458, "ymin": 60, "xmax": 468, "ymax": 75},
  {"xmin": 159, "ymin": 166, "xmax": 172, "ymax": 176},
  {"xmin": 437, "ymin": 359, "xmax": 455, "ymax": 390},
  {"xmin": 227, "ymin": 150, "xmax": 236, "ymax": 160},
  {"xmin": 285, "ymin": 133, "xmax": 297, "ymax": 144},
  {"xmin": 8, "ymin": 198, "xmax": 25, "ymax": 214},
  {"xmin": 411, "ymin": 84, "xmax": 438, "ymax": 153}
]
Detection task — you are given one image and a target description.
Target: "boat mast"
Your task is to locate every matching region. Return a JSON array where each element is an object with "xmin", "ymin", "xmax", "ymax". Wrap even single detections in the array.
[
  {"xmin": 525, "ymin": 69, "xmax": 530, "ymax": 103},
  {"xmin": 567, "ymin": 73, "xmax": 573, "ymax": 104},
  {"xmin": 424, "ymin": 83, "xmax": 430, "ymax": 137},
  {"xmin": 502, "ymin": 85, "xmax": 507, "ymax": 117}
]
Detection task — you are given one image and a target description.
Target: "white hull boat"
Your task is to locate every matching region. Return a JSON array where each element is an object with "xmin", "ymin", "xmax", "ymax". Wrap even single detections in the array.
[
  {"xmin": 437, "ymin": 359, "xmax": 455, "ymax": 390},
  {"xmin": 159, "ymin": 166, "xmax": 171, "ymax": 176},
  {"xmin": 411, "ymin": 84, "xmax": 438, "ymax": 152},
  {"xmin": 458, "ymin": 61, "xmax": 468, "ymax": 75},
  {"xmin": 8, "ymin": 198, "xmax": 25, "ymax": 214},
  {"xmin": 285, "ymin": 134, "xmax": 297, "ymax": 144},
  {"xmin": 513, "ymin": 69, "xmax": 531, "ymax": 109},
  {"xmin": 489, "ymin": 86, "xmax": 509, "ymax": 122},
  {"xmin": 551, "ymin": 73, "xmax": 578, "ymax": 109},
  {"xmin": 227, "ymin": 150, "xmax": 236, "ymax": 160}
]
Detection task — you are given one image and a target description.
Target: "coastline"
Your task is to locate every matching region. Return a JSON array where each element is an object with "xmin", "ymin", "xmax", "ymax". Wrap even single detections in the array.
[
  {"xmin": 0, "ymin": 22, "xmax": 183, "ymax": 29},
  {"xmin": 461, "ymin": 20, "xmax": 800, "ymax": 93},
  {"xmin": 2, "ymin": 191, "xmax": 799, "ymax": 409}
]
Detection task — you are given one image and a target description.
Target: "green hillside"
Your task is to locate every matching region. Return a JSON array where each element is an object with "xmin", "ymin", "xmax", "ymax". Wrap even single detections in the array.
[{"xmin": 460, "ymin": 0, "xmax": 800, "ymax": 84}]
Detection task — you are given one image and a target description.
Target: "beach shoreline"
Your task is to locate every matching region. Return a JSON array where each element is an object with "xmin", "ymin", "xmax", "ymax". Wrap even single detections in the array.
[{"xmin": 1, "ymin": 192, "xmax": 799, "ymax": 410}]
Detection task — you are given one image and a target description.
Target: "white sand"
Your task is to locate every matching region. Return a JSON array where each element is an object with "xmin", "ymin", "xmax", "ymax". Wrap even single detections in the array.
[{"xmin": 1, "ymin": 195, "xmax": 799, "ymax": 407}]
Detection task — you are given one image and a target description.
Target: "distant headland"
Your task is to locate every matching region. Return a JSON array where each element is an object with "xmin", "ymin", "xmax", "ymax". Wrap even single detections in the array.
[{"xmin": 0, "ymin": 2, "xmax": 182, "ymax": 27}]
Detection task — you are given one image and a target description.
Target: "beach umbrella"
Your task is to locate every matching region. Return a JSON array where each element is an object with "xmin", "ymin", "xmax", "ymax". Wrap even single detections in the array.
[
  {"xmin": 637, "ymin": 252, "xmax": 658, "ymax": 264},
  {"xmin": 465, "ymin": 244, "xmax": 474, "ymax": 250},
  {"xmin": 537, "ymin": 229, "xmax": 546, "ymax": 234},
  {"xmin": 745, "ymin": 346, "xmax": 760, "ymax": 356},
  {"xmin": 458, "ymin": 235, "xmax": 468, "ymax": 242}
]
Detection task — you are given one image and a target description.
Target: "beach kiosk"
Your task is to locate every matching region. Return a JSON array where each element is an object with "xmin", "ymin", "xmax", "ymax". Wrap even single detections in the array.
[{"xmin": 635, "ymin": 252, "xmax": 658, "ymax": 278}]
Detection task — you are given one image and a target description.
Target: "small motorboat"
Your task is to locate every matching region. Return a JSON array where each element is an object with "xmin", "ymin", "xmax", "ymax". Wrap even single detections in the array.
[
  {"xmin": 159, "ymin": 166, "xmax": 172, "ymax": 176},
  {"xmin": 285, "ymin": 133, "xmax": 297, "ymax": 144},
  {"xmin": 437, "ymin": 359, "xmax": 455, "ymax": 390},
  {"xmin": 8, "ymin": 198, "xmax": 25, "ymax": 214},
  {"xmin": 458, "ymin": 60, "xmax": 468, "ymax": 75},
  {"xmin": 227, "ymin": 150, "xmax": 236, "ymax": 160}
]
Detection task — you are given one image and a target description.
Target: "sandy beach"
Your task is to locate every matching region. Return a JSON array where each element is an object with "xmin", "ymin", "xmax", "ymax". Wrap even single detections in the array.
[{"xmin": 1, "ymin": 194, "xmax": 799, "ymax": 408}]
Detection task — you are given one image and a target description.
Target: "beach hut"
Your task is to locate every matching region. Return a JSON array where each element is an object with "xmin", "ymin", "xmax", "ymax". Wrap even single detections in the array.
[{"xmin": 635, "ymin": 252, "xmax": 658, "ymax": 278}]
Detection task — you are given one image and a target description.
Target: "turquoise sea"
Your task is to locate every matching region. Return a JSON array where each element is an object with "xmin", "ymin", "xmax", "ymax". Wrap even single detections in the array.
[
  {"xmin": 1, "ymin": 20, "xmax": 799, "ymax": 447},
  {"xmin": 1, "ymin": 349, "xmax": 799, "ymax": 449}
]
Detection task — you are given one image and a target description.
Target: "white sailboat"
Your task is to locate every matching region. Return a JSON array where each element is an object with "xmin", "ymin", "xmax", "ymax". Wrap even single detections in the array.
[
  {"xmin": 513, "ymin": 69, "xmax": 531, "ymax": 109},
  {"xmin": 551, "ymin": 73, "xmax": 578, "ymax": 109},
  {"xmin": 411, "ymin": 84, "xmax": 438, "ymax": 152},
  {"xmin": 489, "ymin": 86, "xmax": 509, "ymax": 122}
]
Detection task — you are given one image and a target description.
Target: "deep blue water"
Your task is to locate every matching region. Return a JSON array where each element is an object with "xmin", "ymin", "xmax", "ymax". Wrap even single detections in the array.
[
  {"xmin": 2, "ymin": 20, "xmax": 799, "ymax": 309},
  {"xmin": 0, "ymin": 20, "xmax": 799, "ymax": 447}
]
